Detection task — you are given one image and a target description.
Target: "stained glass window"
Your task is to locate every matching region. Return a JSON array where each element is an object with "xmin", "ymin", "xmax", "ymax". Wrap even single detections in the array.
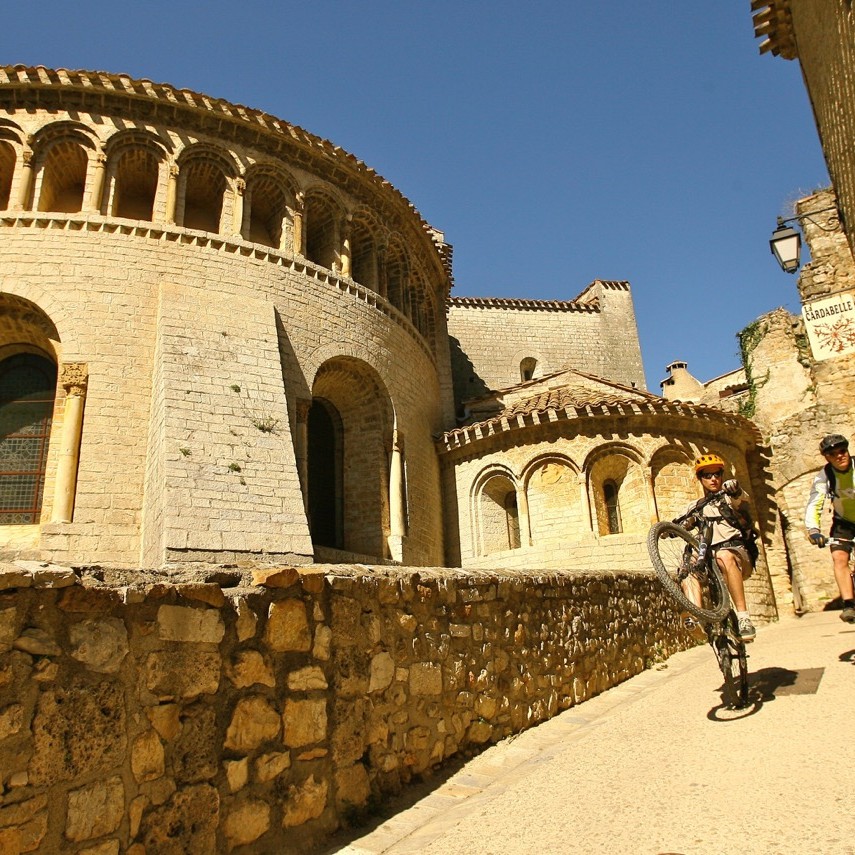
[{"xmin": 0, "ymin": 354, "xmax": 57, "ymax": 524}]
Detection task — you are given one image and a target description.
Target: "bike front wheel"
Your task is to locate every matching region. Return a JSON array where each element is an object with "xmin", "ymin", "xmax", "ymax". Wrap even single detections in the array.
[
  {"xmin": 713, "ymin": 615, "xmax": 749, "ymax": 709},
  {"xmin": 647, "ymin": 521, "xmax": 731, "ymax": 622}
]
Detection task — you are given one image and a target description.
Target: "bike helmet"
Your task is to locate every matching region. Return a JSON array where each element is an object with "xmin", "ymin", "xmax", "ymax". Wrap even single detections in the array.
[
  {"xmin": 694, "ymin": 453, "xmax": 725, "ymax": 475},
  {"xmin": 820, "ymin": 434, "xmax": 849, "ymax": 454}
]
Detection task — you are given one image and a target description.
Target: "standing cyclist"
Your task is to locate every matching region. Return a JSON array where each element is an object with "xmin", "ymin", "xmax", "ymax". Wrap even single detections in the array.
[
  {"xmin": 805, "ymin": 433, "xmax": 855, "ymax": 623},
  {"xmin": 682, "ymin": 454, "xmax": 758, "ymax": 642}
]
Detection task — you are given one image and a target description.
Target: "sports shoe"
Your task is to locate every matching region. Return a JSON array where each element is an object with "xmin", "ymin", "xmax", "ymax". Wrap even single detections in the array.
[
  {"xmin": 737, "ymin": 616, "xmax": 756, "ymax": 642},
  {"xmin": 840, "ymin": 604, "xmax": 855, "ymax": 623}
]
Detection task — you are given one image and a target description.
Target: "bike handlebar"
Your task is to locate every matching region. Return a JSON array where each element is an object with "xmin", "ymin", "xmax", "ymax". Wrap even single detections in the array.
[{"xmin": 671, "ymin": 490, "xmax": 727, "ymax": 527}]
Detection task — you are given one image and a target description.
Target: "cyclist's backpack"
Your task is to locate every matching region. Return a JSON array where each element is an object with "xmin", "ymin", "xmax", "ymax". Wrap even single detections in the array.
[{"xmin": 702, "ymin": 495, "xmax": 760, "ymax": 568}]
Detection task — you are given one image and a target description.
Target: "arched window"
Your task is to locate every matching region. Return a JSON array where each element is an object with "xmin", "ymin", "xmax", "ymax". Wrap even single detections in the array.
[
  {"xmin": 520, "ymin": 357, "xmax": 537, "ymax": 382},
  {"xmin": 112, "ymin": 147, "xmax": 160, "ymax": 220},
  {"xmin": 246, "ymin": 173, "xmax": 290, "ymax": 247},
  {"xmin": 504, "ymin": 491, "xmax": 521, "ymax": 550},
  {"xmin": 603, "ymin": 480, "xmax": 622, "ymax": 534},
  {"xmin": 0, "ymin": 354, "xmax": 57, "ymax": 524},
  {"xmin": 181, "ymin": 159, "xmax": 228, "ymax": 232},
  {"xmin": 38, "ymin": 140, "xmax": 88, "ymax": 213},
  {"xmin": 479, "ymin": 473, "xmax": 521, "ymax": 554},
  {"xmin": 0, "ymin": 141, "xmax": 14, "ymax": 210},
  {"xmin": 304, "ymin": 194, "xmax": 340, "ymax": 270}
]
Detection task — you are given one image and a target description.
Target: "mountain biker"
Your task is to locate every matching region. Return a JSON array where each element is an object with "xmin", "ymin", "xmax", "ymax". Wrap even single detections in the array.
[
  {"xmin": 681, "ymin": 453, "xmax": 757, "ymax": 642},
  {"xmin": 805, "ymin": 433, "xmax": 855, "ymax": 623}
]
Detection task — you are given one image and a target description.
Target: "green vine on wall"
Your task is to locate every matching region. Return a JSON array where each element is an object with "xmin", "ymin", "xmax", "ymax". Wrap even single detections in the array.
[{"xmin": 736, "ymin": 320, "xmax": 768, "ymax": 419}]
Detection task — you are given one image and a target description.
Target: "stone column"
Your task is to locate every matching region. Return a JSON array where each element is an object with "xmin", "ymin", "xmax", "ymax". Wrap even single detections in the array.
[
  {"xmin": 388, "ymin": 430, "xmax": 407, "ymax": 560},
  {"xmin": 15, "ymin": 143, "xmax": 35, "ymax": 210},
  {"xmin": 377, "ymin": 244, "xmax": 388, "ymax": 299},
  {"xmin": 88, "ymin": 149, "xmax": 107, "ymax": 213},
  {"xmin": 517, "ymin": 484, "xmax": 532, "ymax": 546},
  {"xmin": 165, "ymin": 163, "xmax": 179, "ymax": 225},
  {"xmin": 293, "ymin": 193, "xmax": 305, "ymax": 255},
  {"xmin": 579, "ymin": 473, "xmax": 593, "ymax": 532},
  {"xmin": 232, "ymin": 177, "xmax": 245, "ymax": 238},
  {"xmin": 340, "ymin": 216, "xmax": 352, "ymax": 278},
  {"xmin": 52, "ymin": 363, "xmax": 88, "ymax": 524},
  {"xmin": 294, "ymin": 399, "xmax": 311, "ymax": 514},
  {"xmin": 644, "ymin": 472, "xmax": 659, "ymax": 524}
]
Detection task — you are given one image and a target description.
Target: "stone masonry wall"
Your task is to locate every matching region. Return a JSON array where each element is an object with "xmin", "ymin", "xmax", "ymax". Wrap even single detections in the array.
[{"xmin": 0, "ymin": 560, "xmax": 693, "ymax": 854}]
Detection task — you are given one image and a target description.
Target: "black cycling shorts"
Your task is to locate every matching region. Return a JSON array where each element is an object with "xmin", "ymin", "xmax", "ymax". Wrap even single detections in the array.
[{"xmin": 830, "ymin": 517, "xmax": 855, "ymax": 552}]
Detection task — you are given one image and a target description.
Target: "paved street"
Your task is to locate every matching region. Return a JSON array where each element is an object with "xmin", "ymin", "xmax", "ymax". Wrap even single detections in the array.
[{"xmin": 321, "ymin": 612, "xmax": 855, "ymax": 855}]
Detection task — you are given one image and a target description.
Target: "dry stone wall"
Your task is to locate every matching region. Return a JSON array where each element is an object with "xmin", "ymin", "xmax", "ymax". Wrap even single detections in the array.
[{"xmin": 0, "ymin": 560, "xmax": 693, "ymax": 854}]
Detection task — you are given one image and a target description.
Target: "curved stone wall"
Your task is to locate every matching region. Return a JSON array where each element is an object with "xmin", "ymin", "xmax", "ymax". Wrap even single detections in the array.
[{"xmin": 0, "ymin": 67, "xmax": 454, "ymax": 568}]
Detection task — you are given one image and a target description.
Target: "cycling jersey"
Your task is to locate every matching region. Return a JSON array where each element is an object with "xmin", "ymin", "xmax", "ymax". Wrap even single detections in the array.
[{"xmin": 804, "ymin": 460, "xmax": 855, "ymax": 530}]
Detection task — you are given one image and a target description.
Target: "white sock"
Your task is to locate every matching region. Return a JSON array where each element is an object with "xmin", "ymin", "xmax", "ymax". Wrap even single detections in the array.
[{"xmin": 736, "ymin": 610, "xmax": 750, "ymax": 620}]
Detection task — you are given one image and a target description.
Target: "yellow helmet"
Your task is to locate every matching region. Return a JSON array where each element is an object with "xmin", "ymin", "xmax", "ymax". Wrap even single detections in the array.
[{"xmin": 694, "ymin": 453, "xmax": 725, "ymax": 475}]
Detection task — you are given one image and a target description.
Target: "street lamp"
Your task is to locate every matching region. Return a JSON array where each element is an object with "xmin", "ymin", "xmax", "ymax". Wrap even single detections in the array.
[
  {"xmin": 769, "ymin": 218, "xmax": 801, "ymax": 273},
  {"xmin": 769, "ymin": 206, "xmax": 840, "ymax": 273}
]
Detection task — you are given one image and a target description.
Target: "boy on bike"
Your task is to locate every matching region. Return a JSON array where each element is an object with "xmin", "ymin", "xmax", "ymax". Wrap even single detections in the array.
[
  {"xmin": 805, "ymin": 433, "xmax": 855, "ymax": 623},
  {"xmin": 682, "ymin": 453, "xmax": 757, "ymax": 642}
]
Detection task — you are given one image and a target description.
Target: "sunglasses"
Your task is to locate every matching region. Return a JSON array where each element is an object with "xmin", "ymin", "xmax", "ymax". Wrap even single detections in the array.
[
  {"xmin": 825, "ymin": 445, "xmax": 849, "ymax": 456},
  {"xmin": 700, "ymin": 470, "xmax": 724, "ymax": 480}
]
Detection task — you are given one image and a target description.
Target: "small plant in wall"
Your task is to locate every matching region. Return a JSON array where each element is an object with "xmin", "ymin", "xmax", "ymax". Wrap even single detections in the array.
[
  {"xmin": 228, "ymin": 462, "xmax": 242, "ymax": 472},
  {"xmin": 179, "ymin": 447, "xmax": 191, "ymax": 457},
  {"xmin": 251, "ymin": 415, "xmax": 279, "ymax": 434}
]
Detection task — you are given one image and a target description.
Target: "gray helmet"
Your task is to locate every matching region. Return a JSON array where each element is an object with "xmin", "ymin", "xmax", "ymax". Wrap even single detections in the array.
[{"xmin": 820, "ymin": 434, "xmax": 849, "ymax": 454}]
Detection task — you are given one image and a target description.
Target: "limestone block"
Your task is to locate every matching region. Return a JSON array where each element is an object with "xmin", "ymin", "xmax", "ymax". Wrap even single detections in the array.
[
  {"xmin": 281, "ymin": 775, "xmax": 328, "ymax": 827},
  {"xmin": 29, "ymin": 682, "xmax": 126, "ymax": 785},
  {"xmin": 0, "ymin": 608, "xmax": 18, "ymax": 652},
  {"xmin": 225, "ymin": 696, "xmax": 281, "ymax": 752},
  {"xmin": 131, "ymin": 730, "xmax": 165, "ymax": 782},
  {"xmin": 368, "ymin": 652, "xmax": 394, "ymax": 693},
  {"xmin": 0, "ymin": 703, "xmax": 24, "ymax": 740},
  {"xmin": 265, "ymin": 599, "xmax": 311, "ymax": 651},
  {"xmin": 13, "ymin": 628, "xmax": 60, "ymax": 656},
  {"xmin": 287, "ymin": 665, "xmax": 328, "ymax": 691},
  {"xmin": 255, "ymin": 750, "xmax": 291, "ymax": 782},
  {"xmin": 58, "ymin": 586, "xmax": 123, "ymax": 613},
  {"xmin": 78, "ymin": 841, "xmax": 120, "ymax": 855},
  {"xmin": 331, "ymin": 699, "xmax": 366, "ymax": 765},
  {"xmin": 226, "ymin": 650, "xmax": 275, "ymax": 688},
  {"xmin": 70, "ymin": 618, "xmax": 129, "ymax": 673},
  {"xmin": 173, "ymin": 703, "xmax": 219, "ymax": 784},
  {"xmin": 27, "ymin": 565, "xmax": 77, "ymax": 588},
  {"xmin": 335, "ymin": 763, "xmax": 370, "ymax": 809},
  {"xmin": 139, "ymin": 784, "xmax": 219, "ymax": 853},
  {"xmin": 313, "ymin": 625, "xmax": 332, "ymax": 661},
  {"xmin": 156, "ymin": 605, "xmax": 225, "ymax": 644},
  {"xmin": 232, "ymin": 596, "xmax": 258, "ymax": 642},
  {"xmin": 145, "ymin": 647, "xmax": 220, "ymax": 700},
  {"xmin": 175, "ymin": 582, "xmax": 226, "ymax": 607},
  {"xmin": 409, "ymin": 662, "xmax": 442, "ymax": 696},
  {"xmin": 299, "ymin": 567, "xmax": 326, "ymax": 594},
  {"xmin": 0, "ymin": 567, "xmax": 31, "ymax": 591},
  {"xmin": 252, "ymin": 566, "xmax": 299, "ymax": 588},
  {"xmin": 224, "ymin": 757, "xmax": 249, "ymax": 792},
  {"xmin": 330, "ymin": 596, "xmax": 362, "ymax": 647},
  {"xmin": 223, "ymin": 798, "xmax": 270, "ymax": 848},
  {"xmin": 65, "ymin": 776, "xmax": 124, "ymax": 842},
  {"xmin": 467, "ymin": 720, "xmax": 492, "ymax": 743},
  {"xmin": 282, "ymin": 698, "xmax": 327, "ymax": 747},
  {"xmin": 129, "ymin": 795, "xmax": 147, "ymax": 838},
  {"xmin": 147, "ymin": 703, "xmax": 181, "ymax": 741}
]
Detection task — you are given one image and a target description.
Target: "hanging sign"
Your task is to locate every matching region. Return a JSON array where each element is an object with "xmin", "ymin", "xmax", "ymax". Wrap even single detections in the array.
[{"xmin": 802, "ymin": 291, "xmax": 855, "ymax": 361}]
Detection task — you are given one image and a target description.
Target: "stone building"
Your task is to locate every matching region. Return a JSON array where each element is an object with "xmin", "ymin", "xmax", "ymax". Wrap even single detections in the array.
[{"xmin": 0, "ymin": 65, "xmax": 780, "ymax": 852}]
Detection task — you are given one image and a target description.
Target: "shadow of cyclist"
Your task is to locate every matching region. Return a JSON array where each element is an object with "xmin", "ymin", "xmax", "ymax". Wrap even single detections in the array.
[{"xmin": 705, "ymin": 666, "xmax": 800, "ymax": 721}]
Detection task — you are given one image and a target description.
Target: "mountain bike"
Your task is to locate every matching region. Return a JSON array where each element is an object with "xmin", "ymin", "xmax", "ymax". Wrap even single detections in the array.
[{"xmin": 647, "ymin": 490, "xmax": 750, "ymax": 709}]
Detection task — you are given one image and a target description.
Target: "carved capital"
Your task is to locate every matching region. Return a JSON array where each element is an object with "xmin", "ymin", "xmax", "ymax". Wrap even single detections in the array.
[
  {"xmin": 60, "ymin": 363, "xmax": 88, "ymax": 396},
  {"xmin": 169, "ymin": 163, "xmax": 180, "ymax": 179},
  {"xmin": 295, "ymin": 398, "xmax": 312, "ymax": 422},
  {"xmin": 235, "ymin": 177, "xmax": 246, "ymax": 195},
  {"xmin": 21, "ymin": 148, "xmax": 34, "ymax": 167}
]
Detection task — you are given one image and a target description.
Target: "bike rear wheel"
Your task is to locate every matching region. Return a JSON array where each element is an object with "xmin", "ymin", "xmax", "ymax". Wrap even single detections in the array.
[
  {"xmin": 713, "ymin": 614, "xmax": 749, "ymax": 708},
  {"xmin": 647, "ymin": 521, "xmax": 731, "ymax": 622}
]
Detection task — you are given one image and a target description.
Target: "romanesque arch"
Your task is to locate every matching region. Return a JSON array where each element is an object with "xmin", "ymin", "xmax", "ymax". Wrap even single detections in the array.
[
  {"xmin": 304, "ymin": 188, "xmax": 344, "ymax": 270},
  {"xmin": 176, "ymin": 145, "xmax": 237, "ymax": 233},
  {"xmin": 104, "ymin": 131, "xmax": 171, "ymax": 221},
  {"xmin": 471, "ymin": 465, "xmax": 521, "ymax": 556},
  {"xmin": 244, "ymin": 163, "xmax": 298, "ymax": 249},
  {"xmin": 32, "ymin": 124, "xmax": 98, "ymax": 214},
  {"xmin": 523, "ymin": 454, "xmax": 584, "ymax": 547},
  {"xmin": 308, "ymin": 356, "xmax": 393, "ymax": 559},
  {"xmin": 650, "ymin": 445, "xmax": 699, "ymax": 522},
  {"xmin": 350, "ymin": 207, "xmax": 384, "ymax": 293},
  {"xmin": 585, "ymin": 444, "xmax": 648, "ymax": 536},
  {"xmin": 385, "ymin": 236, "xmax": 409, "ymax": 317},
  {"xmin": 0, "ymin": 140, "xmax": 14, "ymax": 210},
  {"xmin": 0, "ymin": 295, "xmax": 62, "ymax": 527}
]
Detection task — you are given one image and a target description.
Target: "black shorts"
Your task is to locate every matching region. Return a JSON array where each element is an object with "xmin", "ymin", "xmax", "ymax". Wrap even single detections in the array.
[{"xmin": 830, "ymin": 517, "xmax": 855, "ymax": 552}]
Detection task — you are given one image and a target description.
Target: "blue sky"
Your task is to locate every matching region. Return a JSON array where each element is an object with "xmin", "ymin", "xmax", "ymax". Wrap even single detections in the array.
[{"xmin": 1, "ymin": 1, "xmax": 829, "ymax": 391}]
